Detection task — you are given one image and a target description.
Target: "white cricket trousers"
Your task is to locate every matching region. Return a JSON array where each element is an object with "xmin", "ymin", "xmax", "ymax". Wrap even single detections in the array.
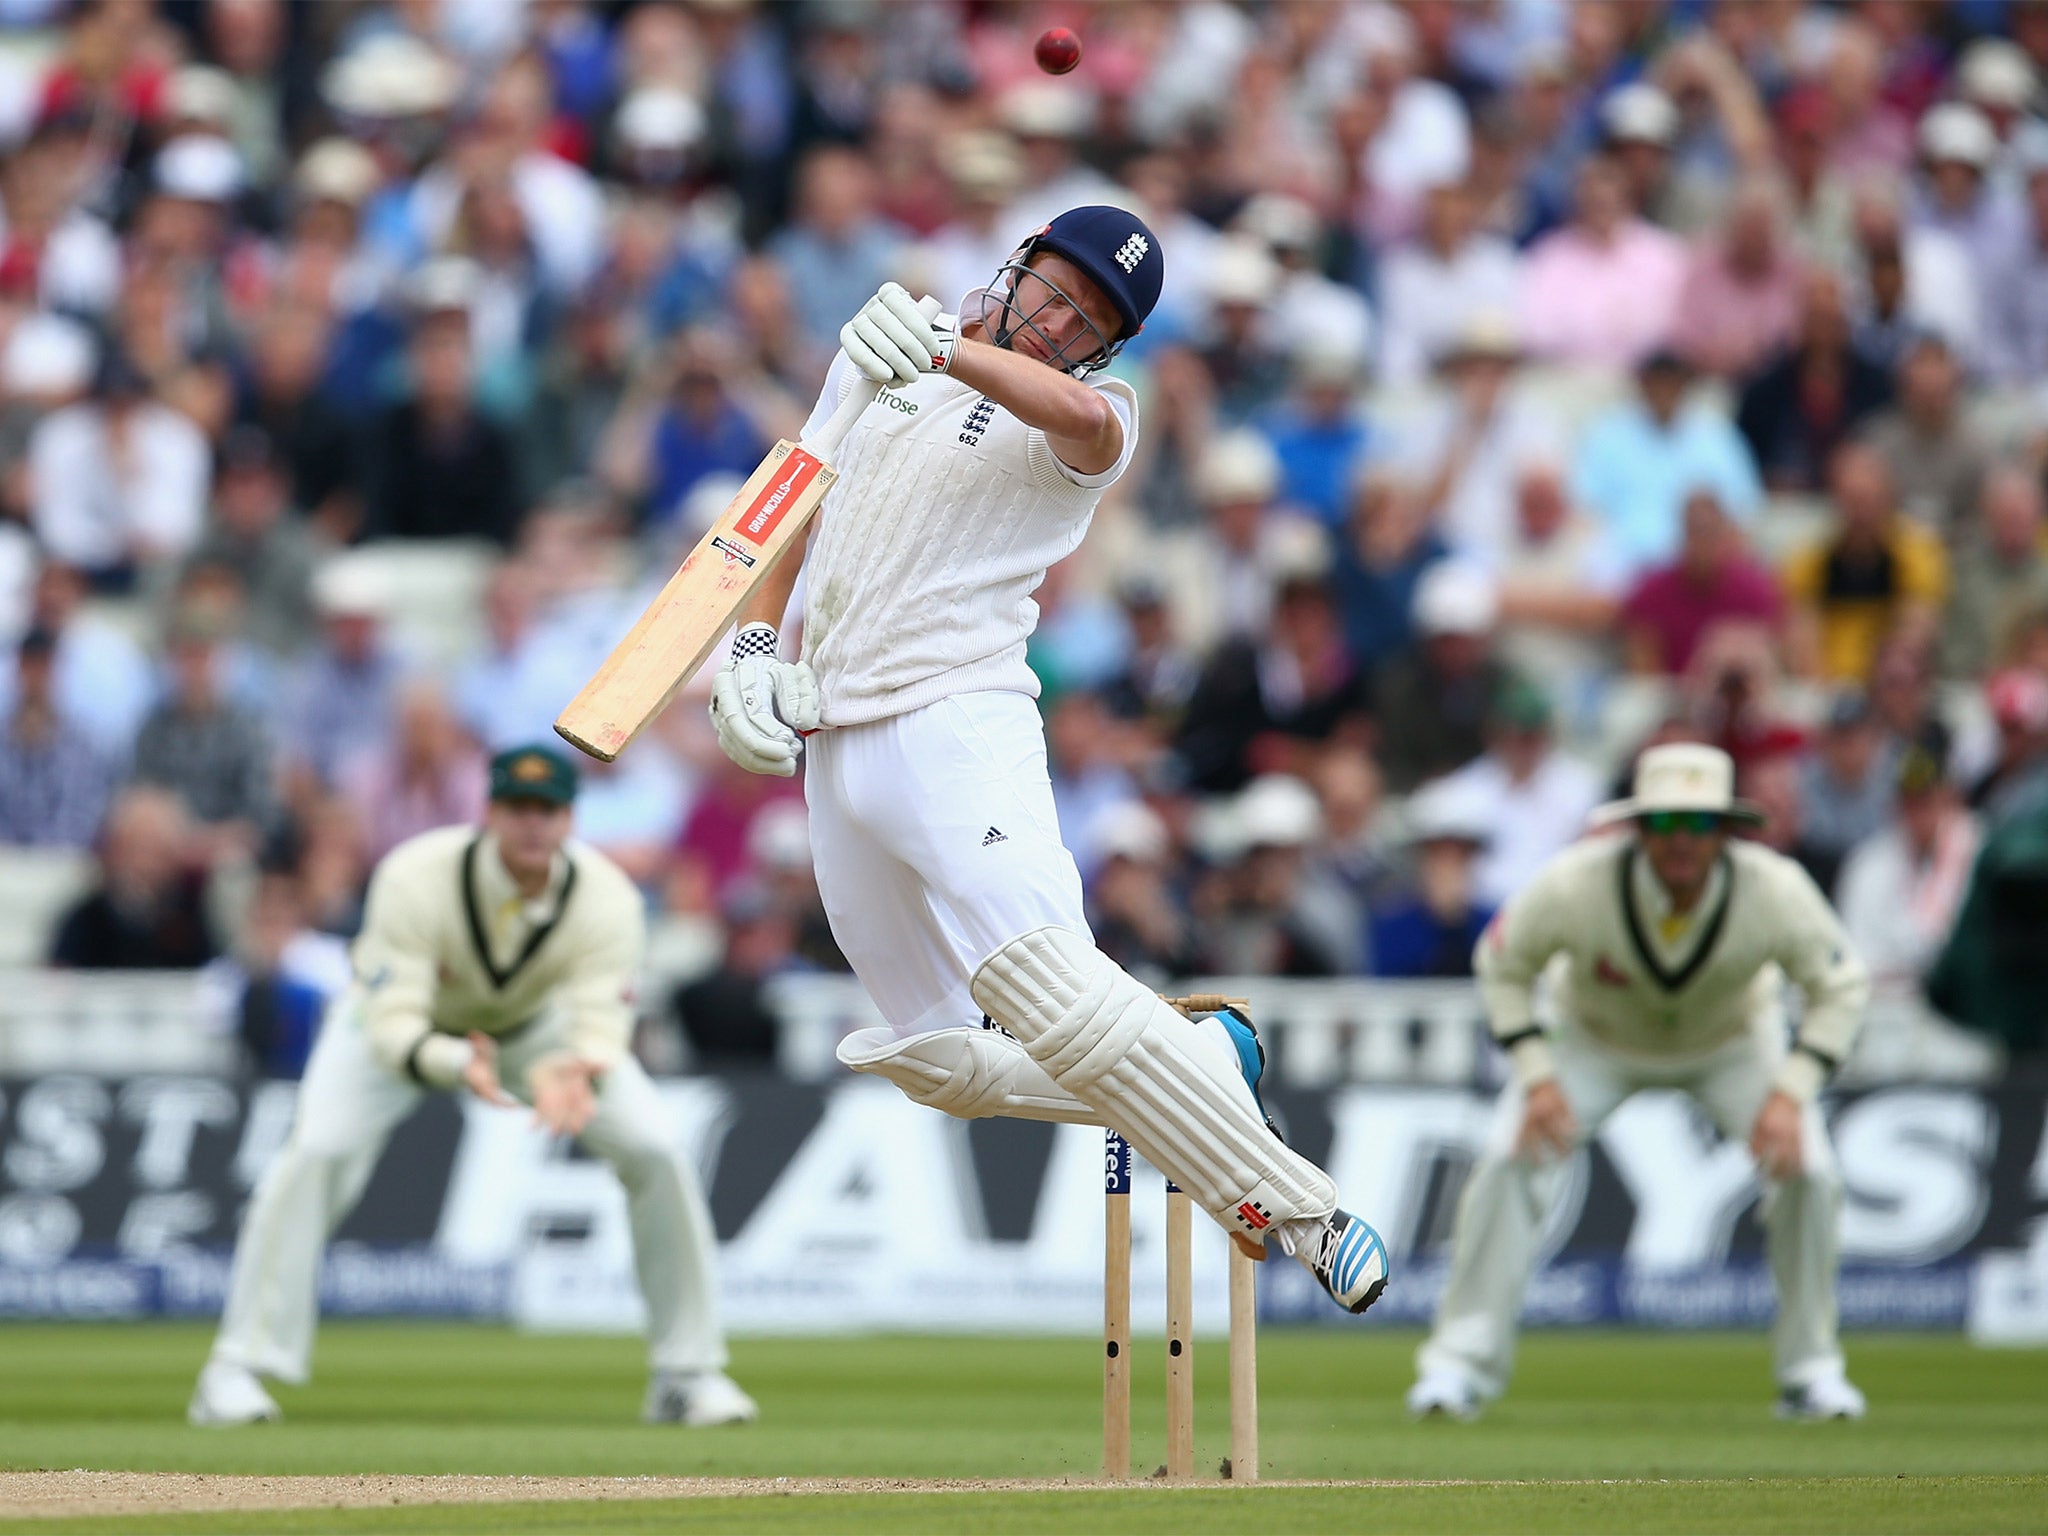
[
  {"xmin": 210, "ymin": 1001, "xmax": 727, "ymax": 1383},
  {"xmin": 1419, "ymin": 1024, "xmax": 1845, "ymax": 1397},
  {"xmin": 806, "ymin": 690, "xmax": 1089, "ymax": 1036}
]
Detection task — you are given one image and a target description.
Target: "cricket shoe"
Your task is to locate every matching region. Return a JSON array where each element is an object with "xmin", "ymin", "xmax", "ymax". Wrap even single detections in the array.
[
  {"xmin": 643, "ymin": 1369, "xmax": 759, "ymax": 1426},
  {"xmin": 187, "ymin": 1359, "xmax": 282, "ymax": 1426},
  {"xmin": 1407, "ymin": 1368, "xmax": 1483, "ymax": 1422},
  {"xmin": 1300, "ymin": 1206, "xmax": 1391, "ymax": 1315},
  {"xmin": 1776, "ymin": 1373, "xmax": 1866, "ymax": 1422}
]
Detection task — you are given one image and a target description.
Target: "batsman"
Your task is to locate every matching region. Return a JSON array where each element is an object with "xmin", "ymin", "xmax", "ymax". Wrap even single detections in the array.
[
  {"xmin": 708, "ymin": 207, "xmax": 1388, "ymax": 1314},
  {"xmin": 189, "ymin": 747, "xmax": 752, "ymax": 1428}
]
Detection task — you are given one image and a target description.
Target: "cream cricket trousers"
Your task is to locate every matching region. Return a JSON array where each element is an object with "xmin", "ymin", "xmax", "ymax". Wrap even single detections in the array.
[
  {"xmin": 1418, "ymin": 1024, "xmax": 1845, "ymax": 1397},
  {"xmin": 805, "ymin": 690, "xmax": 1091, "ymax": 1037},
  {"xmin": 210, "ymin": 1000, "xmax": 727, "ymax": 1383}
]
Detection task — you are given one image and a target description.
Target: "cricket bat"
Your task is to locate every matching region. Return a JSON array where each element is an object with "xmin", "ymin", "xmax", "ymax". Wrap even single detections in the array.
[{"xmin": 553, "ymin": 297, "xmax": 940, "ymax": 762}]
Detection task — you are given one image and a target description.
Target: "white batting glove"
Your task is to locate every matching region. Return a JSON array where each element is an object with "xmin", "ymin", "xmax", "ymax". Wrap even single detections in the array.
[
  {"xmin": 710, "ymin": 623, "xmax": 821, "ymax": 777},
  {"xmin": 840, "ymin": 282, "xmax": 951, "ymax": 385}
]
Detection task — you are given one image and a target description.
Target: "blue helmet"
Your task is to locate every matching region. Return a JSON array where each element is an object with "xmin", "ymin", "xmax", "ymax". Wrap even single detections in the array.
[{"xmin": 986, "ymin": 205, "xmax": 1164, "ymax": 375}]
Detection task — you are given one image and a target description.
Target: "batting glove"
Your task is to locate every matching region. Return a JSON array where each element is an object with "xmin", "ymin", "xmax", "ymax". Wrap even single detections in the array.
[
  {"xmin": 711, "ymin": 624, "xmax": 821, "ymax": 778},
  {"xmin": 840, "ymin": 282, "xmax": 951, "ymax": 385}
]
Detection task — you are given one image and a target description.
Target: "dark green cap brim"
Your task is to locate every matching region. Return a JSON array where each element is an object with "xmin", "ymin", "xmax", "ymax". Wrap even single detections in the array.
[{"xmin": 489, "ymin": 745, "xmax": 579, "ymax": 806}]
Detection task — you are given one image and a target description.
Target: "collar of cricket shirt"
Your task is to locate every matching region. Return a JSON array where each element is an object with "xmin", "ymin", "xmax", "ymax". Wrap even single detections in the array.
[
  {"xmin": 461, "ymin": 833, "xmax": 578, "ymax": 989},
  {"xmin": 1619, "ymin": 842, "xmax": 1733, "ymax": 993}
]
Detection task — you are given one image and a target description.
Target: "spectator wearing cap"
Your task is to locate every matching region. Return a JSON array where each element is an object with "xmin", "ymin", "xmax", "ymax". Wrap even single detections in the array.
[
  {"xmin": 1366, "ymin": 777, "xmax": 1496, "ymax": 980},
  {"xmin": 1839, "ymin": 746, "xmax": 1979, "ymax": 994},
  {"xmin": 1944, "ymin": 468, "xmax": 2048, "ymax": 680},
  {"xmin": 1376, "ymin": 177, "xmax": 1523, "ymax": 388},
  {"xmin": 362, "ymin": 264, "xmax": 525, "ymax": 545},
  {"xmin": 1193, "ymin": 775, "xmax": 1347, "ymax": 979},
  {"xmin": 182, "ymin": 427, "xmax": 320, "ymax": 659},
  {"xmin": 1781, "ymin": 443, "xmax": 1948, "ymax": 684},
  {"xmin": 29, "ymin": 349, "xmax": 211, "ymax": 589},
  {"xmin": 1234, "ymin": 193, "xmax": 1375, "ymax": 367},
  {"xmin": 1982, "ymin": 124, "xmax": 2048, "ymax": 385},
  {"xmin": 338, "ymin": 679, "xmax": 489, "ymax": 864},
  {"xmin": 1620, "ymin": 489, "xmax": 1783, "ymax": 678},
  {"xmin": 1331, "ymin": 469, "xmax": 1452, "ymax": 674},
  {"xmin": 0, "ymin": 625, "xmax": 116, "ymax": 848},
  {"xmin": 1256, "ymin": 333, "xmax": 1374, "ymax": 532},
  {"xmin": 1598, "ymin": 81, "xmax": 1684, "ymax": 227},
  {"xmin": 994, "ymin": 83, "xmax": 1124, "ymax": 244},
  {"xmin": 1909, "ymin": 102, "xmax": 2025, "ymax": 303},
  {"xmin": 1670, "ymin": 174, "xmax": 1806, "ymax": 381},
  {"xmin": 1519, "ymin": 152, "xmax": 1689, "ymax": 373},
  {"xmin": 1175, "ymin": 568, "xmax": 1372, "ymax": 796},
  {"xmin": 1391, "ymin": 315, "xmax": 1561, "ymax": 566},
  {"xmin": 236, "ymin": 303, "xmax": 360, "ymax": 543},
  {"xmin": 1967, "ymin": 668, "xmax": 2048, "ymax": 825},
  {"xmin": 1085, "ymin": 800, "xmax": 1199, "ymax": 987},
  {"xmin": 1795, "ymin": 690, "xmax": 1897, "ymax": 895},
  {"xmin": 141, "ymin": 133, "xmax": 256, "ymax": 329},
  {"xmin": 1434, "ymin": 680, "xmax": 1602, "ymax": 909},
  {"xmin": 916, "ymin": 131, "xmax": 1029, "ymax": 328},
  {"xmin": 1846, "ymin": 180, "xmax": 1981, "ymax": 371},
  {"xmin": 1737, "ymin": 266, "xmax": 1894, "ymax": 493},
  {"xmin": 277, "ymin": 559, "xmax": 404, "ymax": 791},
  {"xmin": 1375, "ymin": 560, "xmax": 1511, "ymax": 793},
  {"xmin": 50, "ymin": 787, "xmax": 217, "ymax": 971},
  {"xmin": 130, "ymin": 603, "xmax": 275, "ymax": 854},
  {"xmin": 1856, "ymin": 332, "xmax": 1991, "ymax": 536},
  {"xmin": 1639, "ymin": 34, "xmax": 1781, "ymax": 237},
  {"xmin": 1573, "ymin": 349, "xmax": 1763, "ymax": 579},
  {"xmin": 1197, "ymin": 238, "xmax": 1291, "ymax": 424}
]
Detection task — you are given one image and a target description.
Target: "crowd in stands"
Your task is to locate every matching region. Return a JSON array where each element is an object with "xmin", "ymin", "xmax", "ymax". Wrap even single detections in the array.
[{"xmin": 3, "ymin": 0, "xmax": 2048, "ymax": 1073}]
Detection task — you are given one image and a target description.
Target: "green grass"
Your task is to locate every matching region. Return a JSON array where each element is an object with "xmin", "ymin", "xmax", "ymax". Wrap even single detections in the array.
[{"xmin": 0, "ymin": 1325, "xmax": 2043, "ymax": 1532}]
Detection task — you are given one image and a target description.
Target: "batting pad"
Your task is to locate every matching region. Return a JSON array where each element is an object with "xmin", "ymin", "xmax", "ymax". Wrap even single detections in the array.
[
  {"xmin": 971, "ymin": 926, "xmax": 1337, "ymax": 1239},
  {"xmin": 836, "ymin": 1024, "xmax": 1103, "ymax": 1125}
]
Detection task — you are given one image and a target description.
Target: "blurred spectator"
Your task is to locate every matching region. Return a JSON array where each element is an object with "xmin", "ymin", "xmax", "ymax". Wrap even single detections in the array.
[
  {"xmin": 674, "ymin": 757, "xmax": 802, "ymax": 898},
  {"xmin": 1130, "ymin": 344, "xmax": 1215, "ymax": 530},
  {"xmin": 338, "ymin": 680, "xmax": 488, "ymax": 862},
  {"xmin": 277, "ymin": 559, "xmax": 403, "ymax": 790},
  {"xmin": 1846, "ymin": 180, "xmax": 1980, "ymax": 368},
  {"xmin": 237, "ymin": 303, "xmax": 359, "ymax": 543},
  {"xmin": 362, "ymin": 264, "xmax": 524, "ymax": 544},
  {"xmin": 1621, "ymin": 490, "xmax": 1783, "ymax": 678},
  {"xmin": 747, "ymin": 801, "xmax": 845, "ymax": 974},
  {"xmin": 0, "ymin": 626, "xmax": 116, "ymax": 848},
  {"xmin": 995, "ymin": 84, "xmax": 1121, "ymax": 245},
  {"xmin": 1573, "ymin": 350, "xmax": 1762, "ymax": 580},
  {"xmin": 1377, "ymin": 178, "xmax": 1522, "ymax": 388},
  {"xmin": 1738, "ymin": 266, "xmax": 1894, "ymax": 493},
  {"xmin": 1781, "ymin": 443, "xmax": 1949, "ymax": 683},
  {"xmin": 524, "ymin": 292, "xmax": 638, "ymax": 505},
  {"xmin": 1868, "ymin": 633, "xmax": 1951, "ymax": 766},
  {"xmin": 1368, "ymin": 777, "xmax": 1495, "ymax": 979},
  {"xmin": 1394, "ymin": 315, "xmax": 1560, "ymax": 565},
  {"xmin": 1817, "ymin": 22, "xmax": 1914, "ymax": 181},
  {"xmin": 572, "ymin": 748, "xmax": 694, "ymax": 888},
  {"xmin": 1331, "ymin": 470, "xmax": 1451, "ymax": 675},
  {"xmin": 201, "ymin": 3, "xmax": 288, "ymax": 187},
  {"xmin": 1909, "ymin": 104, "xmax": 2022, "ymax": 304},
  {"xmin": 1982, "ymin": 124, "xmax": 2048, "ymax": 385},
  {"xmin": 918, "ymin": 131, "xmax": 1027, "ymax": 319},
  {"xmin": 671, "ymin": 882, "xmax": 796, "ymax": 1070},
  {"xmin": 768, "ymin": 144, "xmax": 908, "ymax": 359},
  {"xmin": 1491, "ymin": 458, "xmax": 1626, "ymax": 713},
  {"xmin": 50, "ymin": 787, "xmax": 216, "ymax": 970},
  {"xmin": 1306, "ymin": 745, "xmax": 1397, "ymax": 914},
  {"xmin": 182, "ymin": 427, "xmax": 320, "ymax": 659},
  {"xmin": 0, "ymin": 562, "xmax": 152, "ymax": 753},
  {"xmin": 1966, "ymin": 668, "xmax": 2048, "ymax": 824},
  {"xmin": 1257, "ymin": 335, "xmax": 1373, "ymax": 532},
  {"xmin": 1636, "ymin": 35, "xmax": 1777, "ymax": 235},
  {"xmin": 1197, "ymin": 238, "xmax": 1290, "ymax": 423},
  {"xmin": 218, "ymin": 871, "xmax": 351, "ymax": 1079},
  {"xmin": 1152, "ymin": 429, "xmax": 1322, "ymax": 655},
  {"xmin": 1600, "ymin": 81, "xmax": 1682, "ymax": 227},
  {"xmin": 1796, "ymin": 691, "xmax": 1896, "ymax": 895},
  {"xmin": 1194, "ymin": 775, "xmax": 1345, "ymax": 978},
  {"xmin": 130, "ymin": 603, "xmax": 273, "ymax": 853},
  {"xmin": 631, "ymin": 329, "xmax": 774, "ymax": 531},
  {"xmin": 454, "ymin": 560, "xmax": 590, "ymax": 748},
  {"xmin": 1235, "ymin": 193, "xmax": 1374, "ymax": 364},
  {"xmin": 1376, "ymin": 561, "xmax": 1510, "ymax": 793},
  {"xmin": 1857, "ymin": 332, "xmax": 1990, "ymax": 536},
  {"xmin": 1085, "ymin": 800, "xmax": 1199, "ymax": 987},
  {"xmin": 1925, "ymin": 786, "xmax": 2048, "ymax": 1062},
  {"xmin": 1941, "ymin": 468, "xmax": 2048, "ymax": 679},
  {"xmin": 1176, "ymin": 571, "xmax": 1370, "ymax": 796},
  {"xmin": 1047, "ymin": 691, "xmax": 1138, "ymax": 882},
  {"xmin": 1670, "ymin": 174, "xmax": 1805, "ymax": 380},
  {"xmin": 1100, "ymin": 576, "xmax": 1199, "ymax": 734},
  {"xmin": 0, "ymin": 315, "xmax": 97, "ymax": 519},
  {"xmin": 1519, "ymin": 153, "xmax": 1687, "ymax": 371},
  {"xmin": 30, "ymin": 350, "xmax": 210, "ymax": 588},
  {"xmin": 1839, "ymin": 747, "xmax": 1980, "ymax": 990},
  {"xmin": 1435, "ymin": 680, "xmax": 1602, "ymax": 908}
]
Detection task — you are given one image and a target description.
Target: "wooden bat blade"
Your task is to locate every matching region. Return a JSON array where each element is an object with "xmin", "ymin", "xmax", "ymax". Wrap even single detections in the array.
[{"xmin": 554, "ymin": 440, "xmax": 835, "ymax": 761}]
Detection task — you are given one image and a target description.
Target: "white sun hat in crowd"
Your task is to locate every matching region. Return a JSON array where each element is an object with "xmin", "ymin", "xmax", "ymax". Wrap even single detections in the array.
[
  {"xmin": 1918, "ymin": 102, "xmax": 1999, "ymax": 168},
  {"xmin": 1591, "ymin": 743, "xmax": 1765, "ymax": 828}
]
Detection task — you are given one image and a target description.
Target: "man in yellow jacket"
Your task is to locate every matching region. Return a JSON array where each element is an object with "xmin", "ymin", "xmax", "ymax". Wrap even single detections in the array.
[{"xmin": 189, "ymin": 746, "xmax": 752, "ymax": 1428}]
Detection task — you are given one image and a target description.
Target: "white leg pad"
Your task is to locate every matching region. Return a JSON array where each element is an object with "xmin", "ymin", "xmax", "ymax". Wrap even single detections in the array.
[
  {"xmin": 970, "ymin": 925, "xmax": 1336, "ymax": 1238},
  {"xmin": 836, "ymin": 1025, "xmax": 1105, "ymax": 1125}
]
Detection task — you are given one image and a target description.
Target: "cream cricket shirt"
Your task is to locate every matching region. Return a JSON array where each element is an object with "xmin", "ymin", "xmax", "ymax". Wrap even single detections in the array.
[
  {"xmin": 1474, "ymin": 833, "xmax": 1870, "ymax": 1102},
  {"xmin": 345, "ymin": 825, "xmax": 646, "ymax": 1087},
  {"xmin": 797, "ymin": 348, "xmax": 1139, "ymax": 726}
]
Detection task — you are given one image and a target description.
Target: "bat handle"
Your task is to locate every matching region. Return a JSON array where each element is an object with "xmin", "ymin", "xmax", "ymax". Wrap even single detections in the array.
[{"xmin": 799, "ymin": 295, "xmax": 946, "ymax": 460}]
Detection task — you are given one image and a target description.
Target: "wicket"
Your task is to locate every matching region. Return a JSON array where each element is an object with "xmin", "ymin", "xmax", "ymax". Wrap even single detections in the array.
[{"xmin": 1102, "ymin": 1128, "xmax": 1259, "ymax": 1482}]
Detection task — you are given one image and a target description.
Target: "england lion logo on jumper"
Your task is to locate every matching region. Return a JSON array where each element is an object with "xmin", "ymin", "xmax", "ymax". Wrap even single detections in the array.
[{"xmin": 1113, "ymin": 232, "xmax": 1149, "ymax": 273}]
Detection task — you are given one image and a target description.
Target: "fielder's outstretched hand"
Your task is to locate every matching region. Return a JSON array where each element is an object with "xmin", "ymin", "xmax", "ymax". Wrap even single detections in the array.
[
  {"xmin": 527, "ymin": 1051, "xmax": 599, "ymax": 1138},
  {"xmin": 841, "ymin": 281, "xmax": 950, "ymax": 384},
  {"xmin": 462, "ymin": 1032, "xmax": 517, "ymax": 1107},
  {"xmin": 1748, "ymin": 1089, "xmax": 1804, "ymax": 1181},
  {"xmin": 1516, "ymin": 1077, "xmax": 1579, "ymax": 1161},
  {"xmin": 711, "ymin": 623, "xmax": 820, "ymax": 777}
]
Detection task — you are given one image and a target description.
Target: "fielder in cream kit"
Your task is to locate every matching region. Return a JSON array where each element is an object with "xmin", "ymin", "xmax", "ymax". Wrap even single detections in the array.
[
  {"xmin": 1409, "ymin": 744, "xmax": 1871, "ymax": 1421},
  {"xmin": 708, "ymin": 206, "xmax": 1388, "ymax": 1314},
  {"xmin": 189, "ymin": 747, "xmax": 752, "ymax": 1428}
]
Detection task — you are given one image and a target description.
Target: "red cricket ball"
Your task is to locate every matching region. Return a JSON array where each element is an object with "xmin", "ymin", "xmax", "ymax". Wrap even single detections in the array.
[{"xmin": 1035, "ymin": 27, "xmax": 1081, "ymax": 75}]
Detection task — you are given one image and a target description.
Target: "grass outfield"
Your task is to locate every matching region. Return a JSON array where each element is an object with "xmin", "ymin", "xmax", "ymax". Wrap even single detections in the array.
[{"xmin": 0, "ymin": 1324, "xmax": 2041, "ymax": 1532}]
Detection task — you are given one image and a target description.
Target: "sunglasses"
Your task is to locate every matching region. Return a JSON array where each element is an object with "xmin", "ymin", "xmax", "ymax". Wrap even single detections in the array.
[{"xmin": 1640, "ymin": 811, "xmax": 1723, "ymax": 836}]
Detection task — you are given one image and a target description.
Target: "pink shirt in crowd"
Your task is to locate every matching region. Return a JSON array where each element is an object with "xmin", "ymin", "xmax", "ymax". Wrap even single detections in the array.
[
  {"xmin": 1519, "ymin": 219, "xmax": 1690, "ymax": 372},
  {"xmin": 1621, "ymin": 557, "xmax": 1785, "ymax": 676}
]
